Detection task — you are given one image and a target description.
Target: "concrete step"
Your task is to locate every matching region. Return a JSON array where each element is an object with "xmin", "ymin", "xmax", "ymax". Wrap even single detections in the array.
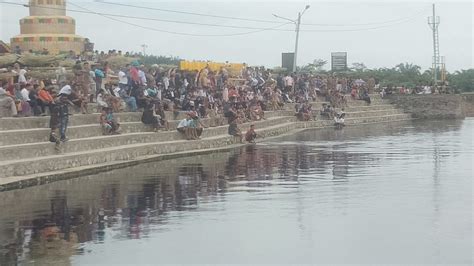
[
  {"xmin": 0, "ymin": 111, "xmax": 196, "ymax": 130},
  {"xmin": 0, "ymin": 111, "xmax": 295, "ymax": 145},
  {"xmin": 345, "ymin": 109, "xmax": 404, "ymax": 118},
  {"xmin": 0, "ymin": 117, "xmax": 295, "ymax": 161},
  {"xmin": 0, "ymin": 109, "xmax": 293, "ymax": 131},
  {"xmin": 0, "ymin": 112, "xmax": 142, "ymax": 130},
  {"xmin": 340, "ymin": 104, "xmax": 397, "ymax": 112},
  {"xmin": 311, "ymin": 110, "xmax": 404, "ymax": 121},
  {"xmin": 0, "ymin": 112, "xmax": 412, "ymax": 180},
  {"xmin": 0, "ymin": 106, "xmax": 402, "ymax": 146},
  {"xmin": 299, "ymin": 114, "xmax": 413, "ymax": 129},
  {"xmin": 0, "ymin": 121, "xmax": 156, "ymax": 146},
  {"xmin": 345, "ymin": 99, "xmax": 387, "ymax": 106},
  {"xmin": 0, "ymin": 121, "xmax": 299, "ymax": 179}
]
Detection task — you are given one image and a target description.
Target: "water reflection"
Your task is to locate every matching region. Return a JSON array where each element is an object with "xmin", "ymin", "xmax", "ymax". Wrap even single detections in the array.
[{"xmin": 0, "ymin": 119, "xmax": 470, "ymax": 265}]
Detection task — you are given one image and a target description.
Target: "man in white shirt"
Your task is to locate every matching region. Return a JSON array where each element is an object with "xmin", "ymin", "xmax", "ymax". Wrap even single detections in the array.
[
  {"xmin": 177, "ymin": 117, "xmax": 190, "ymax": 136},
  {"xmin": 138, "ymin": 66, "xmax": 147, "ymax": 87},
  {"xmin": 283, "ymin": 74, "xmax": 294, "ymax": 94},
  {"xmin": 21, "ymin": 84, "xmax": 31, "ymax": 102},
  {"xmin": 118, "ymin": 67, "xmax": 128, "ymax": 90},
  {"xmin": 18, "ymin": 67, "xmax": 28, "ymax": 84}
]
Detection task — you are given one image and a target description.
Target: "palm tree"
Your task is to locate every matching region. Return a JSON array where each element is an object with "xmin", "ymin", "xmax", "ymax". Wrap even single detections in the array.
[
  {"xmin": 395, "ymin": 63, "xmax": 421, "ymax": 76},
  {"xmin": 449, "ymin": 69, "xmax": 474, "ymax": 92},
  {"xmin": 301, "ymin": 59, "xmax": 328, "ymax": 73}
]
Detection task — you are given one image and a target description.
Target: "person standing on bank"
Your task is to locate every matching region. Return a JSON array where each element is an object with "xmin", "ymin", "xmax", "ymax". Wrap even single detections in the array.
[{"xmin": 50, "ymin": 83, "xmax": 73, "ymax": 143}]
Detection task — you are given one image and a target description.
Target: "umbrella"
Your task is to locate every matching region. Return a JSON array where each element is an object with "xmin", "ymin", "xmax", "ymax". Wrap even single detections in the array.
[{"xmin": 354, "ymin": 79, "xmax": 366, "ymax": 86}]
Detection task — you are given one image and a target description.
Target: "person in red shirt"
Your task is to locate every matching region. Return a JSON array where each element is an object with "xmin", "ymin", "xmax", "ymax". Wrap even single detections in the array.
[{"xmin": 38, "ymin": 82, "xmax": 54, "ymax": 115}]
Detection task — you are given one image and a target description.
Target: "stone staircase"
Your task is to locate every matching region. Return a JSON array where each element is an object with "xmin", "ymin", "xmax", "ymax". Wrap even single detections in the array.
[{"xmin": 0, "ymin": 94, "xmax": 412, "ymax": 190}]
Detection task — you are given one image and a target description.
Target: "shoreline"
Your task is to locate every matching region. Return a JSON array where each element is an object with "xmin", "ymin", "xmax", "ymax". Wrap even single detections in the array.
[{"xmin": 0, "ymin": 118, "xmax": 415, "ymax": 192}]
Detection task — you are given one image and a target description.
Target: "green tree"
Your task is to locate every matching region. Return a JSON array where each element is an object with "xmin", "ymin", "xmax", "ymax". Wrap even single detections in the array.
[
  {"xmin": 448, "ymin": 69, "xmax": 474, "ymax": 92},
  {"xmin": 395, "ymin": 63, "xmax": 421, "ymax": 76},
  {"xmin": 350, "ymin": 62, "xmax": 367, "ymax": 72},
  {"xmin": 301, "ymin": 59, "xmax": 328, "ymax": 73},
  {"xmin": 138, "ymin": 54, "xmax": 181, "ymax": 66}
]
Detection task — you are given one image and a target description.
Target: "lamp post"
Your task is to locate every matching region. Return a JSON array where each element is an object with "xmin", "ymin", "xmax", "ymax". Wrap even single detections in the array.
[{"xmin": 273, "ymin": 5, "xmax": 310, "ymax": 73}]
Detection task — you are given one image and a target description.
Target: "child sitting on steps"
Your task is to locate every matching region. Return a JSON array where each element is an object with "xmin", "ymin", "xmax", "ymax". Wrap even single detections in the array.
[{"xmin": 100, "ymin": 107, "xmax": 121, "ymax": 135}]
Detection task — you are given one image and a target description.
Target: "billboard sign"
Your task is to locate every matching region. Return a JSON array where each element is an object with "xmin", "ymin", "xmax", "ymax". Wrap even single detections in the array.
[
  {"xmin": 331, "ymin": 52, "xmax": 348, "ymax": 71},
  {"xmin": 282, "ymin": 53, "xmax": 294, "ymax": 72}
]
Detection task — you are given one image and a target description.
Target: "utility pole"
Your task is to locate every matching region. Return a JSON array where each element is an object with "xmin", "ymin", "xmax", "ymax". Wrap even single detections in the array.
[
  {"xmin": 273, "ymin": 5, "xmax": 310, "ymax": 73},
  {"xmin": 293, "ymin": 12, "xmax": 301, "ymax": 74},
  {"xmin": 428, "ymin": 3, "xmax": 440, "ymax": 84}
]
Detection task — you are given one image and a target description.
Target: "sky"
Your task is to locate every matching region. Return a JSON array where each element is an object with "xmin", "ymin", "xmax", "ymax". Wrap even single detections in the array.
[{"xmin": 0, "ymin": 0, "xmax": 472, "ymax": 71}]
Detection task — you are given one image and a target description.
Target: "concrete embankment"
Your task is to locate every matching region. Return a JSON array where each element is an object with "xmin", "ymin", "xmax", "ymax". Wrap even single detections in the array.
[
  {"xmin": 0, "ymin": 95, "xmax": 412, "ymax": 191},
  {"xmin": 461, "ymin": 93, "xmax": 474, "ymax": 117},
  {"xmin": 387, "ymin": 94, "xmax": 473, "ymax": 119}
]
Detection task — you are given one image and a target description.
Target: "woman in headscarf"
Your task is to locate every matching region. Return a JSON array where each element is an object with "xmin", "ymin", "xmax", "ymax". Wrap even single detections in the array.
[{"xmin": 0, "ymin": 87, "xmax": 18, "ymax": 117}]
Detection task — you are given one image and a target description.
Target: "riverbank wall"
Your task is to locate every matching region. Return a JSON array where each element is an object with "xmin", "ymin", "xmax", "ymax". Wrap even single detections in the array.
[
  {"xmin": 0, "ymin": 94, "xmax": 413, "ymax": 191},
  {"xmin": 461, "ymin": 93, "xmax": 474, "ymax": 117},
  {"xmin": 387, "ymin": 94, "xmax": 471, "ymax": 119}
]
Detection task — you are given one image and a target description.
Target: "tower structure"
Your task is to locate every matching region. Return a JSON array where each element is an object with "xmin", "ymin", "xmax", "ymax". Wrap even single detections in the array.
[
  {"xmin": 10, "ymin": 0, "xmax": 86, "ymax": 55},
  {"xmin": 428, "ymin": 3, "xmax": 441, "ymax": 84}
]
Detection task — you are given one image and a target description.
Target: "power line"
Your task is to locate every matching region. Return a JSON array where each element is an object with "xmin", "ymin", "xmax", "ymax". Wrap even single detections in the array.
[
  {"xmin": 68, "ymin": 1, "xmax": 293, "ymax": 37},
  {"xmin": 83, "ymin": 2, "xmax": 429, "ymax": 33},
  {"xmin": 96, "ymin": 0, "xmax": 430, "ymax": 27},
  {"xmin": 303, "ymin": 7, "xmax": 430, "ymax": 26},
  {"xmin": 300, "ymin": 12, "xmax": 425, "ymax": 32},
  {"xmin": 96, "ymin": 0, "xmax": 281, "ymax": 24},
  {"xmin": 1, "ymin": 1, "xmax": 292, "ymax": 31},
  {"xmin": 0, "ymin": 1, "xmax": 428, "ymax": 34}
]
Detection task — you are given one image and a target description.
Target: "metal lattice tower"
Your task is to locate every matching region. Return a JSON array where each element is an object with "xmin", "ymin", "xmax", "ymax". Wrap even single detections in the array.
[{"xmin": 428, "ymin": 3, "xmax": 441, "ymax": 84}]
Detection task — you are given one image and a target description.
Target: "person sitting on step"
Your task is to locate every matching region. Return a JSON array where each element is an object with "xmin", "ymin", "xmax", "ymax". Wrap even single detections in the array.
[
  {"xmin": 100, "ymin": 107, "xmax": 121, "ymax": 135},
  {"xmin": 155, "ymin": 102, "xmax": 170, "ymax": 131},
  {"xmin": 37, "ymin": 82, "xmax": 54, "ymax": 115},
  {"xmin": 0, "ymin": 86, "xmax": 19, "ymax": 117},
  {"xmin": 187, "ymin": 111, "xmax": 206, "ymax": 140},
  {"xmin": 245, "ymin": 124, "xmax": 264, "ymax": 143},
  {"xmin": 177, "ymin": 115, "xmax": 191, "ymax": 139},
  {"xmin": 320, "ymin": 103, "xmax": 332, "ymax": 119},
  {"xmin": 141, "ymin": 101, "xmax": 162, "ymax": 132}
]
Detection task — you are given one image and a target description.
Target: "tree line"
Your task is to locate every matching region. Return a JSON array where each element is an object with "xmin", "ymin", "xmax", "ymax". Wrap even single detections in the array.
[{"xmin": 300, "ymin": 60, "xmax": 474, "ymax": 92}]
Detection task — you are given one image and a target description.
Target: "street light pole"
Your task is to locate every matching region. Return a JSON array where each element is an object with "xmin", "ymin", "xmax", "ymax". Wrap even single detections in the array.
[
  {"xmin": 293, "ymin": 12, "xmax": 301, "ymax": 73},
  {"xmin": 273, "ymin": 5, "xmax": 310, "ymax": 74}
]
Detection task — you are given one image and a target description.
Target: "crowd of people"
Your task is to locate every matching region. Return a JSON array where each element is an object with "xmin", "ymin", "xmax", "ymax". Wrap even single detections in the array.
[{"xmin": 0, "ymin": 56, "xmax": 386, "ymax": 143}]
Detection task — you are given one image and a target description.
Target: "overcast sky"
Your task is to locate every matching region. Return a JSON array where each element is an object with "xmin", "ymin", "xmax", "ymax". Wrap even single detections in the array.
[{"xmin": 0, "ymin": 0, "xmax": 472, "ymax": 71}]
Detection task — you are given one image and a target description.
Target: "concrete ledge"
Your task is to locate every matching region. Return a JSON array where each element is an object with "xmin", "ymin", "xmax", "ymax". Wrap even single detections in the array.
[
  {"xmin": 0, "ymin": 117, "xmax": 413, "ymax": 192},
  {"xmin": 0, "ymin": 113, "xmax": 412, "ymax": 179},
  {"xmin": 0, "ymin": 121, "xmax": 299, "ymax": 178},
  {"xmin": 0, "ymin": 108, "xmax": 399, "ymax": 145},
  {"xmin": 387, "ymin": 94, "xmax": 465, "ymax": 119},
  {"xmin": 0, "ymin": 98, "xmax": 389, "ymax": 130},
  {"xmin": 0, "ymin": 94, "xmax": 410, "ymax": 190},
  {"xmin": 0, "ymin": 117, "xmax": 295, "ymax": 161}
]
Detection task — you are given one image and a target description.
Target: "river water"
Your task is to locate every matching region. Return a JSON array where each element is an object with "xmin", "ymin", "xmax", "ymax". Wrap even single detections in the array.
[{"xmin": 0, "ymin": 119, "xmax": 472, "ymax": 265}]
